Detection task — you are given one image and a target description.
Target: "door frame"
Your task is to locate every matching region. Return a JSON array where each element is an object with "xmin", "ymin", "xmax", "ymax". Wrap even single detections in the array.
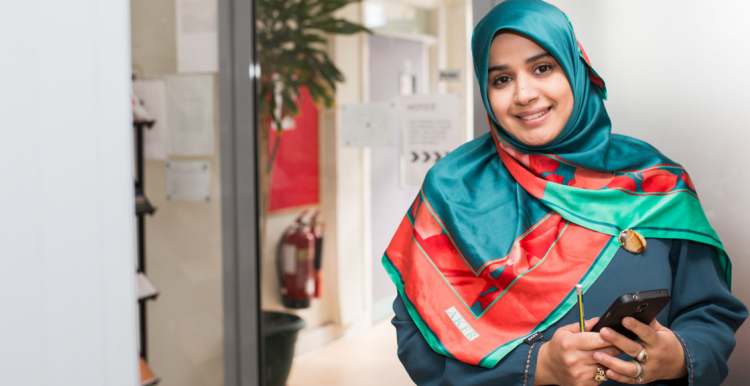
[{"xmin": 218, "ymin": 0, "xmax": 262, "ymax": 385}]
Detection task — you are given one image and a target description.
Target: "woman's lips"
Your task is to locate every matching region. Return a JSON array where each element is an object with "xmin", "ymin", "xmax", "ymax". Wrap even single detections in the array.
[{"xmin": 515, "ymin": 107, "xmax": 552, "ymax": 125}]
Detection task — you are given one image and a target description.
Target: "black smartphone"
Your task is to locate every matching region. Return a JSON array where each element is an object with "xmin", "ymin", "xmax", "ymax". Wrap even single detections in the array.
[{"xmin": 590, "ymin": 289, "xmax": 671, "ymax": 340}]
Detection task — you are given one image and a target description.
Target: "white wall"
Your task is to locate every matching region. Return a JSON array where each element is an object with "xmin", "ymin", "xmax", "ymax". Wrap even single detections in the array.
[
  {"xmin": 0, "ymin": 1, "xmax": 138, "ymax": 385},
  {"xmin": 545, "ymin": 1, "xmax": 750, "ymax": 384}
]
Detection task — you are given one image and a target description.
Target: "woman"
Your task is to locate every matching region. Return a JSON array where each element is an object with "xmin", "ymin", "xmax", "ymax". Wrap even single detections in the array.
[{"xmin": 382, "ymin": 1, "xmax": 747, "ymax": 385}]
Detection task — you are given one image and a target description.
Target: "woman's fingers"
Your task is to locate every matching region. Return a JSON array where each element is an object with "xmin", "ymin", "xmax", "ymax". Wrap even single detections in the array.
[
  {"xmin": 584, "ymin": 317, "xmax": 600, "ymax": 331},
  {"xmin": 622, "ymin": 317, "xmax": 659, "ymax": 346},
  {"xmin": 604, "ymin": 369, "xmax": 637, "ymax": 384},
  {"xmin": 594, "ymin": 352, "xmax": 640, "ymax": 378},
  {"xmin": 558, "ymin": 321, "xmax": 582, "ymax": 333},
  {"xmin": 599, "ymin": 327, "xmax": 644, "ymax": 357},
  {"xmin": 559, "ymin": 317, "xmax": 599, "ymax": 333},
  {"xmin": 576, "ymin": 332, "xmax": 614, "ymax": 351},
  {"xmin": 649, "ymin": 317, "xmax": 667, "ymax": 332},
  {"xmin": 592, "ymin": 346, "xmax": 623, "ymax": 358}
]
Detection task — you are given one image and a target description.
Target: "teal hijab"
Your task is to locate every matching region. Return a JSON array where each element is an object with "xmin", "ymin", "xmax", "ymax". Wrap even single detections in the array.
[
  {"xmin": 474, "ymin": 0, "xmax": 616, "ymax": 166},
  {"xmin": 468, "ymin": 0, "xmax": 727, "ymax": 264},
  {"xmin": 382, "ymin": 0, "xmax": 729, "ymax": 368}
]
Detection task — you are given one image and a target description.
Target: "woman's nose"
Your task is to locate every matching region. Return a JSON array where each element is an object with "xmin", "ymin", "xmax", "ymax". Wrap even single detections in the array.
[{"xmin": 514, "ymin": 77, "xmax": 539, "ymax": 105}]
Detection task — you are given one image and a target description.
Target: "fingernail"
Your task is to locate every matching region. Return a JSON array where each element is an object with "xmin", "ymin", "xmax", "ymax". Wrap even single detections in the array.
[
  {"xmin": 600, "ymin": 328, "xmax": 610, "ymax": 336},
  {"xmin": 594, "ymin": 353, "xmax": 602, "ymax": 361}
]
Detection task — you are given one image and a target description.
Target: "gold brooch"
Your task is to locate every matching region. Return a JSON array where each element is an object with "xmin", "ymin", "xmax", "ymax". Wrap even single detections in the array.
[{"xmin": 619, "ymin": 229, "xmax": 646, "ymax": 254}]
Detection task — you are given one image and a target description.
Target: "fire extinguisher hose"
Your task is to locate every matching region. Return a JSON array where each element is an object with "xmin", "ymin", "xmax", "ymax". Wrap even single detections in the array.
[
  {"xmin": 276, "ymin": 225, "xmax": 293, "ymax": 291},
  {"xmin": 313, "ymin": 233, "xmax": 324, "ymax": 298}
]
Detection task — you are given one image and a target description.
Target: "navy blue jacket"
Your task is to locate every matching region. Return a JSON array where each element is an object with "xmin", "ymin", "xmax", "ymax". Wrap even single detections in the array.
[{"xmin": 392, "ymin": 239, "xmax": 747, "ymax": 385}]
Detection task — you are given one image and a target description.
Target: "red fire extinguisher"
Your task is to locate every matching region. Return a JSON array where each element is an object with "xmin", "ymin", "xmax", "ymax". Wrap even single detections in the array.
[{"xmin": 277, "ymin": 211, "xmax": 319, "ymax": 309}]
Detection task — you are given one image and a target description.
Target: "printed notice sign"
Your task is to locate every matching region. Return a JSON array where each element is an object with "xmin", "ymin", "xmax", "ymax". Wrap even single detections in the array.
[
  {"xmin": 176, "ymin": 0, "xmax": 219, "ymax": 73},
  {"xmin": 166, "ymin": 75, "xmax": 215, "ymax": 156},
  {"xmin": 438, "ymin": 69, "xmax": 461, "ymax": 82},
  {"xmin": 399, "ymin": 94, "xmax": 464, "ymax": 187},
  {"xmin": 166, "ymin": 161, "xmax": 212, "ymax": 202},
  {"xmin": 340, "ymin": 102, "xmax": 397, "ymax": 148}
]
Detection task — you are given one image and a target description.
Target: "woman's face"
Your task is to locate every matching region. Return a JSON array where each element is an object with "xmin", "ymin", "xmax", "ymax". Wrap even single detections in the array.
[{"xmin": 487, "ymin": 32, "xmax": 574, "ymax": 147}]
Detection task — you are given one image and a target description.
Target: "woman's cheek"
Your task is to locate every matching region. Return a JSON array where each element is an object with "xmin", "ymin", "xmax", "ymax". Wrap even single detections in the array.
[
  {"xmin": 489, "ymin": 98, "xmax": 512, "ymax": 127},
  {"xmin": 488, "ymin": 90, "xmax": 509, "ymax": 116},
  {"xmin": 551, "ymin": 73, "xmax": 574, "ymax": 114}
]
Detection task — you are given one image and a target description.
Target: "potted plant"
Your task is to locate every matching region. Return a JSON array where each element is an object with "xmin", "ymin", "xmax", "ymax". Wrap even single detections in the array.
[{"xmin": 255, "ymin": 3, "xmax": 370, "ymax": 384}]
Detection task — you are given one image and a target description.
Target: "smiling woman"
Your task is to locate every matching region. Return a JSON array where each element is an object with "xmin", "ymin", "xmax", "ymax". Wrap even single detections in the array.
[
  {"xmin": 487, "ymin": 31, "xmax": 574, "ymax": 147},
  {"xmin": 384, "ymin": 1, "xmax": 747, "ymax": 386}
]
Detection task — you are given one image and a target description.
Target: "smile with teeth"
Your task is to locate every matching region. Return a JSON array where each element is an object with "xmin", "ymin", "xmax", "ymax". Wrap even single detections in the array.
[{"xmin": 518, "ymin": 107, "xmax": 551, "ymax": 121}]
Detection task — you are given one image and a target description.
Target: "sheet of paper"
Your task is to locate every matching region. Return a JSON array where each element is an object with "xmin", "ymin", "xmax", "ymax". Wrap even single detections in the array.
[
  {"xmin": 166, "ymin": 161, "xmax": 212, "ymax": 202},
  {"xmin": 176, "ymin": 0, "xmax": 218, "ymax": 73},
  {"xmin": 136, "ymin": 272, "xmax": 158, "ymax": 300},
  {"xmin": 399, "ymin": 94, "xmax": 464, "ymax": 187},
  {"xmin": 132, "ymin": 80, "xmax": 168, "ymax": 160},
  {"xmin": 166, "ymin": 75, "xmax": 215, "ymax": 156},
  {"xmin": 340, "ymin": 102, "xmax": 398, "ymax": 148}
]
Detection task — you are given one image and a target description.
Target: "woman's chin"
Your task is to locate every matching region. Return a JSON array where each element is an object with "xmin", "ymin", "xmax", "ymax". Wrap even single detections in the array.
[
  {"xmin": 517, "ymin": 132, "xmax": 557, "ymax": 147},
  {"xmin": 501, "ymin": 122, "xmax": 563, "ymax": 147}
]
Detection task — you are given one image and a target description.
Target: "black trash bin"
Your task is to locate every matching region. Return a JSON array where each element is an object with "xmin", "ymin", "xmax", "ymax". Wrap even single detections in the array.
[{"xmin": 263, "ymin": 311, "xmax": 306, "ymax": 386}]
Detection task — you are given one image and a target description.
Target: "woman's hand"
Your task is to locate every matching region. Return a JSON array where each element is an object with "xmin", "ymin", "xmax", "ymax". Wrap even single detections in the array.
[
  {"xmin": 594, "ymin": 317, "xmax": 687, "ymax": 383},
  {"xmin": 533, "ymin": 318, "xmax": 622, "ymax": 386}
]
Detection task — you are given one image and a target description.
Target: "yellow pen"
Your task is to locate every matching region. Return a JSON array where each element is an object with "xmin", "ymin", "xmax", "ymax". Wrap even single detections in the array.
[{"xmin": 576, "ymin": 284, "xmax": 585, "ymax": 332}]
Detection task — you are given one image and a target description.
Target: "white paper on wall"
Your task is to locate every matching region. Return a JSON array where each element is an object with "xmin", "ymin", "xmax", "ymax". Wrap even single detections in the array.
[
  {"xmin": 340, "ymin": 102, "xmax": 398, "ymax": 148},
  {"xmin": 176, "ymin": 0, "xmax": 218, "ymax": 73},
  {"xmin": 399, "ymin": 94, "xmax": 464, "ymax": 187},
  {"xmin": 166, "ymin": 75, "xmax": 215, "ymax": 156},
  {"xmin": 132, "ymin": 80, "xmax": 169, "ymax": 160},
  {"xmin": 136, "ymin": 273, "xmax": 158, "ymax": 300},
  {"xmin": 166, "ymin": 161, "xmax": 212, "ymax": 202}
]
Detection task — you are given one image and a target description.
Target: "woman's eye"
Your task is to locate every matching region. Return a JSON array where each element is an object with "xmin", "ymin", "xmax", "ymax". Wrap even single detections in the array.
[
  {"xmin": 495, "ymin": 76, "xmax": 511, "ymax": 85},
  {"xmin": 535, "ymin": 65, "xmax": 552, "ymax": 74}
]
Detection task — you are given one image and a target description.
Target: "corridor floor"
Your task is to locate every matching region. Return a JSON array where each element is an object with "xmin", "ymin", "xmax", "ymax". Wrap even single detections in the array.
[{"xmin": 287, "ymin": 319, "xmax": 415, "ymax": 386}]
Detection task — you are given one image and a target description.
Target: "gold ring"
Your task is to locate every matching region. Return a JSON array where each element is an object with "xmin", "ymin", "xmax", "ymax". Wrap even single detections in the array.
[
  {"xmin": 594, "ymin": 366, "xmax": 608, "ymax": 382},
  {"xmin": 636, "ymin": 347, "xmax": 649, "ymax": 363}
]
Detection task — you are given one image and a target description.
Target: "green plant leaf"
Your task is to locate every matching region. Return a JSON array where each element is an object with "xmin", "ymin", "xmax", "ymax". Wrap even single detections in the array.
[{"xmin": 257, "ymin": 0, "xmax": 371, "ymax": 122}]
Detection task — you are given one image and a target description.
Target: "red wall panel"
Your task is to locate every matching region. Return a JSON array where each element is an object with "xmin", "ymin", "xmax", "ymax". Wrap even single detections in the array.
[{"xmin": 268, "ymin": 87, "xmax": 320, "ymax": 212}]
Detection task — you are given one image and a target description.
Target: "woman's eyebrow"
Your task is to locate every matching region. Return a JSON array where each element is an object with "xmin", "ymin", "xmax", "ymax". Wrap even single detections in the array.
[
  {"xmin": 488, "ymin": 64, "xmax": 509, "ymax": 73},
  {"xmin": 525, "ymin": 52, "xmax": 552, "ymax": 64},
  {"xmin": 488, "ymin": 52, "xmax": 553, "ymax": 74}
]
